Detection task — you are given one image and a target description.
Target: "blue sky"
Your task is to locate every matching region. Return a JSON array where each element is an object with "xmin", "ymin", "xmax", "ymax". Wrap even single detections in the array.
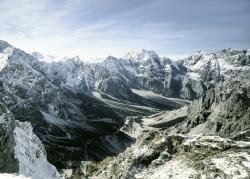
[{"xmin": 0, "ymin": 0, "xmax": 249, "ymax": 60}]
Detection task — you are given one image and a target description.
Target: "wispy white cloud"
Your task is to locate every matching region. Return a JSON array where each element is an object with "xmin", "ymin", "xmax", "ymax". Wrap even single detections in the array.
[{"xmin": 0, "ymin": 0, "xmax": 249, "ymax": 60}]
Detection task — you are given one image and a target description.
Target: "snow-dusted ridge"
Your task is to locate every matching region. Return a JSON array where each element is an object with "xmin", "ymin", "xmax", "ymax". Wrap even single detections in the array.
[{"xmin": 26, "ymin": 45, "xmax": 250, "ymax": 101}]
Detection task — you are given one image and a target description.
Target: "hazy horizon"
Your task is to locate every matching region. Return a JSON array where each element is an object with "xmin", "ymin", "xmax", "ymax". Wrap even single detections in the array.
[
  {"xmin": 1, "ymin": 0, "xmax": 249, "ymax": 61},
  {"xmin": 2, "ymin": 39, "xmax": 250, "ymax": 62}
]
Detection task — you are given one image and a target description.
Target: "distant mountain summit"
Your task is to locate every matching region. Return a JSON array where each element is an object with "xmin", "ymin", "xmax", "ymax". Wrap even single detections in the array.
[
  {"xmin": 125, "ymin": 49, "xmax": 159, "ymax": 61},
  {"xmin": 0, "ymin": 40, "xmax": 12, "ymax": 51}
]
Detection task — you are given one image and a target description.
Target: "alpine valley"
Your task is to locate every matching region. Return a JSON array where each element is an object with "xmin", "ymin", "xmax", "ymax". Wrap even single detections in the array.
[{"xmin": 0, "ymin": 40, "xmax": 250, "ymax": 179}]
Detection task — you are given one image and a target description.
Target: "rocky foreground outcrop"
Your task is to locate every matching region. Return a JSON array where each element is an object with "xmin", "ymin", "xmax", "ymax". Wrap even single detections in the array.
[
  {"xmin": 0, "ymin": 100, "xmax": 60, "ymax": 179},
  {"xmin": 81, "ymin": 75, "xmax": 250, "ymax": 179},
  {"xmin": 85, "ymin": 133, "xmax": 250, "ymax": 179}
]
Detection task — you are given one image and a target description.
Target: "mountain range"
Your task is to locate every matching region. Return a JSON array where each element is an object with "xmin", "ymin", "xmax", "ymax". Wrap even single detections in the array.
[{"xmin": 0, "ymin": 40, "xmax": 249, "ymax": 178}]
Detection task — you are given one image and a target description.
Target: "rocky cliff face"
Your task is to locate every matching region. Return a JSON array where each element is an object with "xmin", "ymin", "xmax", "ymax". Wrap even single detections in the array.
[
  {"xmin": 0, "ymin": 99, "xmax": 60, "ymax": 179},
  {"xmin": 173, "ymin": 74, "xmax": 250, "ymax": 138}
]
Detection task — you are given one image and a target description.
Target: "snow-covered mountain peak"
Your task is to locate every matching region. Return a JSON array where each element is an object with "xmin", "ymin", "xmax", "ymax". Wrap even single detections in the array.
[
  {"xmin": 125, "ymin": 49, "xmax": 159, "ymax": 62},
  {"xmin": 72, "ymin": 55, "xmax": 81, "ymax": 61},
  {"xmin": 0, "ymin": 40, "xmax": 12, "ymax": 52},
  {"xmin": 183, "ymin": 51, "xmax": 217, "ymax": 66},
  {"xmin": 100, "ymin": 56, "xmax": 122, "ymax": 66}
]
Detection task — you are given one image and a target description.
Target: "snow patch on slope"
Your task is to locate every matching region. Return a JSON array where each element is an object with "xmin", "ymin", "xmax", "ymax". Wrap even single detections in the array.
[
  {"xmin": 131, "ymin": 89, "xmax": 190, "ymax": 106},
  {"xmin": 0, "ymin": 47, "xmax": 13, "ymax": 71},
  {"xmin": 136, "ymin": 159, "xmax": 197, "ymax": 179},
  {"xmin": 211, "ymin": 152, "xmax": 250, "ymax": 178},
  {"xmin": 188, "ymin": 72, "xmax": 200, "ymax": 80}
]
